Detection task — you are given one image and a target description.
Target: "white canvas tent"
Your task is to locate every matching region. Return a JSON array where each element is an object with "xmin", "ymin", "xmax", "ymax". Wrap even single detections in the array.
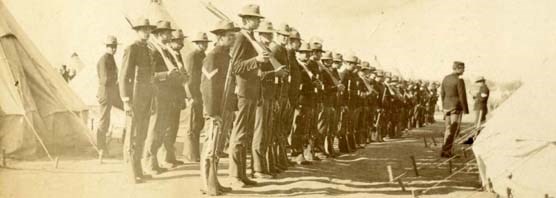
[
  {"xmin": 68, "ymin": 52, "xmax": 86, "ymax": 73},
  {"xmin": 473, "ymin": 79, "xmax": 556, "ymax": 197},
  {"xmin": 0, "ymin": 1, "xmax": 92, "ymax": 158}
]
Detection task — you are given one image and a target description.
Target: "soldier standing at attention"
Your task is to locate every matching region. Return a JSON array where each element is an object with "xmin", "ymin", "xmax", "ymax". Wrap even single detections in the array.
[
  {"xmin": 318, "ymin": 52, "xmax": 343, "ymax": 158},
  {"xmin": 183, "ymin": 32, "xmax": 212, "ymax": 162},
  {"xmin": 96, "ymin": 35, "xmax": 122, "ymax": 156},
  {"xmin": 251, "ymin": 20, "xmax": 288, "ymax": 179},
  {"xmin": 293, "ymin": 42, "xmax": 322, "ymax": 163},
  {"xmin": 143, "ymin": 20, "xmax": 180, "ymax": 175},
  {"xmin": 161, "ymin": 29, "xmax": 188, "ymax": 167},
  {"xmin": 228, "ymin": 4, "xmax": 267, "ymax": 188},
  {"xmin": 270, "ymin": 23, "xmax": 291, "ymax": 172},
  {"xmin": 473, "ymin": 76, "xmax": 489, "ymax": 125},
  {"xmin": 285, "ymin": 29, "xmax": 302, "ymax": 165},
  {"xmin": 199, "ymin": 20, "xmax": 239, "ymax": 196},
  {"xmin": 119, "ymin": 17, "xmax": 156, "ymax": 184},
  {"xmin": 440, "ymin": 61, "xmax": 469, "ymax": 158}
]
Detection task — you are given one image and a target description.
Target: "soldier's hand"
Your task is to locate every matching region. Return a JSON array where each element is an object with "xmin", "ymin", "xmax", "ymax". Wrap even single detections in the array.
[
  {"xmin": 274, "ymin": 66, "xmax": 288, "ymax": 77},
  {"xmin": 256, "ymin": 52, "xmax": 270, "ymax": 63},
  {"xmin": 168, "ymin": 68, "xmax": 180, "ymax": 79},
  {"xmin": 212, "ymin": 116, "xmax": 223, "ymax": 126},
  {"xmin": 337, "ymin": 84, "xmax": 346, "ymax": 92},
  {"xmin": 124, "ymin": 102, "xmax": 134, "ymax": 117}
]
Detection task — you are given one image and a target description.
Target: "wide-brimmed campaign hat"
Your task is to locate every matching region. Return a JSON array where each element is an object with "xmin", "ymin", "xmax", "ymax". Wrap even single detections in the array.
[
  {"xmin": 190, "ymin": 32, "xmax": 212, "ymax": 42},
  {"xmin": 321, "ymin": 51, "xmax": 333, "ymax": 60},
  {"xmin": 333, "ymin": 53, "xmax": 343, "ymax": 62},
  {"xmin": 475, "ymin": 76, "xmax": 486, "ymax": 82},
  {"xmin": 344, "ymin": 54, "xmax": 358, "ymax": 63},
  {"xmin": 275, "ymin": 23, "xmax": 290, "ymax": 35},
  {"xmin": 254, "ymin": 21, "xmax": 275, "ymax": 34},
  {"xmin": 152, "ymin": 20, "xmax": 175, "ymax": 33},
  {"xmin": 289, "ymin": 30, "xmax": 301, "ymax": 40},
  {"xmin": 104, "ymin": 35, "xmax": 121, "ymax": 45},
  {"xmin": 131, "ymin": 17, "xmax": 155, "ymax": 30},
  {"xmin": 238, "ymin": 4, "xmax": 264, "ymax": 18},
  {"xmin": 310, "ymin": 42, "xmax": 323, "ymax": 52},
  {"xmin": 210, "ymin": 20, "xmax": 240, "ymax": 35},
  {"xmin": 171, "ymin": 29, "xmax": 186, "ymax": 40},
  {"xmin": 297, "ymin": 42, "xmax": 311, "ymax": 52}
]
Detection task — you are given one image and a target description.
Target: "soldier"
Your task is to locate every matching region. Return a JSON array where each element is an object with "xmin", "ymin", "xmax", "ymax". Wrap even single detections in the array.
[
  {"xmin": 183, "ymin": 32, "xmax": 212, "ymax": 162},
  {"xmin": 96, "ymin": 35, "xmax": 123, "ymax": 156},
  {"xmin": 119, "ymin": 17, "xmax": 156, "ymax": 184},
  {"xmin": 143, "ymin": 20, "xmax": 181, "ymax": 175},
  {"xmin": 308, "ymin": 41, "xmax": 326, "ymax": 159},
  {"xmin": 290, "ymin": 42, "xmax": 322, "ymax": 164},
  {"xmin": 161, "ymin": 29, "xmax": 188, "ymax": 167},
  {"xmin": 356, "ymin": 61, "xmax": 376, "ymax": 146},
  {"xmin": 200, "ymin": 20, "xmax": 239, "ymax": 196},
  {"xmin": 228, "ymin": 4, "xmax": 266, "ymax": 188},
  {"xmin": 252, "ymin": 20, "xmax": 288, "ymax": 179},
  {"xmin": 270, "ymin": 23, "xmax": 291, "ymax": 172},
  {"xmin": 285, "ymin": 29, "xmax": 303, "ymax": 164},
  {"xmin": 338, "ymin": 54, "xmax": 361, "ymax": 152},
  {"xmin": 427, "ymin": 81, "xmax": 439, "ymax": 124},
  {"xmin": 473, "ymin": 76, "xmax": 489, "ymax": 125},
  {"xmin": 440, "ymin": 61, "xmax": 469, "ymax": 158},
  {"xmin": 373, "ymin": 70, "xmax": 388, "ymax": 142},
  {"xmin": 318, "ymin": 51, "xmax": 342, "ymax": 158},
  {"xmin": 59, "ymin": 64, "xmax": 76, "ymax": 82}
]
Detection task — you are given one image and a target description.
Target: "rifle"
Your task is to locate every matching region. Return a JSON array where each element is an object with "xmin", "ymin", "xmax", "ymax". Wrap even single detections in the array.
[
  {"xmin": 201, "ymin": 1, "xmax": 285, "ymax": 70},
  {"xmin": 356, "ymin": 72, "xmax": 379, "ymax": 96},
  {"xmin": 316, "ymin": 61, "xmax": 341, "ymax": 87},
  {"xmin": 206, "ymin": 38, "xmax": 236, "ymax": 196}
]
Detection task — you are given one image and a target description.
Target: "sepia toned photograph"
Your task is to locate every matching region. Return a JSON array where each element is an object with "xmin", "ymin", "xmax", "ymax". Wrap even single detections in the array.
[{"xmin": 0, "ymin": 0, "xmax": 553, "ymax": 197}]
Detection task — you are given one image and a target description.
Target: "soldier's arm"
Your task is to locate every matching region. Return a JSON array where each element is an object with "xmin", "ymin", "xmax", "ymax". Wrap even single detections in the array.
[
  {"xmin": 98, "ymin": 55, "xmax": 109, "ymax": 86},
  {"xmin": 152, "ymin": 52, "xmax": 174, "ymax": 82},
  {"xmin": 118, "ymin": 47, "xmax": 136, "ymax": 102},
  {"xmin": 457, "ymin": 79, "xmax": 469, "ymax": 114},
  {"xmin": 231, "ymin": 34, "xmax": 259, "ymax": 75}
]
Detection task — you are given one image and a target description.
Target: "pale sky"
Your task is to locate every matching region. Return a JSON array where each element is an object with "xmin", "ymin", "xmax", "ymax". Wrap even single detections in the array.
[{"xmin": 4, "ymin": 0, "xmax": 556, "ymax": 83}]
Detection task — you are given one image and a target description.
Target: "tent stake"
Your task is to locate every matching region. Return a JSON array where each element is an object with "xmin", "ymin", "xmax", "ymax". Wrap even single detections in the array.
[
  {"xmin": 448, "ymin": 159, "xmax": 453, "ymax": 174},
  {"xmin": 387, "ymin": 165, "xmax": 394, "ymax": 182},
  {"xmin": 54, "ymin": 157, "xmax": 59, "ymax": 169},
  {"xmin": 430, "ymin": 137, "xmax": 437, "ymax": 146},
  {"xmin": 397, "ymin": 178, "xmax": 406, "ymax": 192},
  {"xmin": 2, "ymin": 149, "xmax": 6, "ymax": 167},
  {"xmin": 412, "ymin": 189, "xmax": 420, "ymax": 198},
  {"xmin": 410, "ymin": 156, "xmax": 420, "ymax": 177}
]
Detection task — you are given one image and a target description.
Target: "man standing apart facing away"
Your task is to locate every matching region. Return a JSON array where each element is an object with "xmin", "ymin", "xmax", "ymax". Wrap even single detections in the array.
[
  {"xmin": 96, "ymin": 35, "xmax": 123, "ymax": 156},
  {"xmin": 183, "ymin": 32, "xmax": 211, "ymax": 162},
  {"xmin": 161, "ymin": 29, "xmax": 188, "ymax": 167},
  {"xmin": 440, "ymin": 61, "xmax": 469, "ymax": 158},
  {"xmin": 200, "ymin": 20, "xmax": 239, "ymax": 196},
  {"xmin": 119, "ymin": 17, "xmax": 156, "ymax": 184},
  {"xmin": 228, "ymin": 4, "xmax": 267, "ymax": 188},
  {"xmin": 473, "ymin": 76, "xmax": 489, "ymax": 125}
]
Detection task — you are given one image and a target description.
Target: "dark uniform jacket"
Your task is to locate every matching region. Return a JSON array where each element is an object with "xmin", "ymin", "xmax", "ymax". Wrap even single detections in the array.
[
  {"xmin": 441, "ymin": 73, "xmax": 469, "ymax": 114},
  {"xmin": 97, "ymin": 53, "xmax": 122, "ymax": 108},
  {"xmin": 473, "ymin": 84, "xmax": 489, "ymax": 111},
  {"xmin": 270, "ymin": 42, "xmax": 289, "ymax": 99},
  {"xmin": 185, "ymin": 48, "xmax": 205, "ymax": 100},
  {"xmin": 338, "ymin": 70, "xmax": 361, "ymax": 108},
  {"xmin": 287, "ymin": 49, "xmax": 302, "ymax": 105},
  {"xmin": 319, "ymin": 64, "xmax": 339, "ymax": 107},
  {"xmin": 201, "ymin": 45, "xmax": 231, "ymax": 117},
  {"xmin": 297, "ymin": 59, "xmax": 320, "ymax": 107},
  {"xmin": 149, "ymin": 42, "xmax": 184, "ymax": 110},
  {"xmin": 119, "ymin": 40, "xmax": 154, "ymax": 104},
  {"xmin": 231, "ymin": 29, "xmax": 261, "ymax": 100}
]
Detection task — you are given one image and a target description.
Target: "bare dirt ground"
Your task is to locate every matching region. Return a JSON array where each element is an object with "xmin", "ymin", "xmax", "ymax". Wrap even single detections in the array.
[{"xmin": 0, "ymin": 115, "xmax": 495, "ymax": 198}]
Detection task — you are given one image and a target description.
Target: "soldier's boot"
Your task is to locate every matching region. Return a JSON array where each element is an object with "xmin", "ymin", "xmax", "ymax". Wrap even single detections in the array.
[
  {"xmin": 275, "ymin": 143, "xmax": 288, "ymax": 170},
  {"xmin": 324, "ymin": 136, "xmax": 335, "ymax": 157},
  {"xmin": 347, "ymin": 133, "xmax": 357, "ymax": 151},
  {"xmin": 241, "ymin": 148, "xmax": 257, "ymax": 185},
  {"xmin": 201, "ymin": 158, "xmax": 223, "ymax": 196},
  {"xmin": 96, "ymin": 131, "xmax": 108, "ymax": 156}
]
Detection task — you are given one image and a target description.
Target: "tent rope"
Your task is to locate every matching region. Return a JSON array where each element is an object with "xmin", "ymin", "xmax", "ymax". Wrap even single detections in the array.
[{"xmin": 0, "ymin": 55, "xmax": 55, "ymax": 162}]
